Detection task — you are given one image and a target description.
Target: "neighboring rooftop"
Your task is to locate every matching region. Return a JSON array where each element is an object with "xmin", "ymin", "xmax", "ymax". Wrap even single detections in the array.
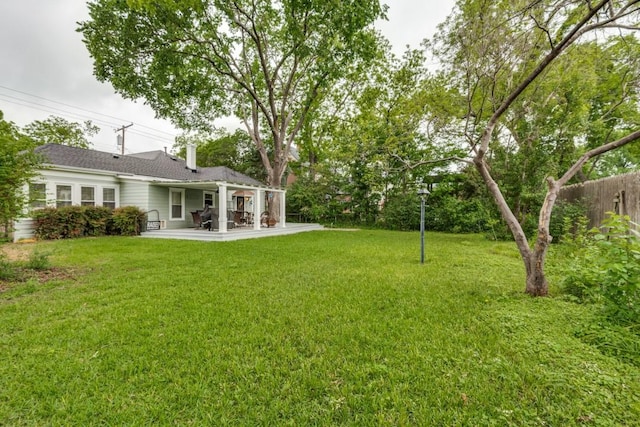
[{"xmin": 35, "ymin": 144, "xmax": 263, "ymax": 187}]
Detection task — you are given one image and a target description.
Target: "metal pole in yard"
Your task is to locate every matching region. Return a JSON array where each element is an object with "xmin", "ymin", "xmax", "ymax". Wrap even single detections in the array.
[{"xmin": 418, "ymin": 188, "xmax": 430, "ymax": 264}]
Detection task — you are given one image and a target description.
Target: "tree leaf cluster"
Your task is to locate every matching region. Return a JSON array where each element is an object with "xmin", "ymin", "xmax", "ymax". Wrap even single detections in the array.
[
  {"xmin": 23, "ymin": 116, "xmax": 99, "ymax": 149},
  {"xmin": 0, "ymin": 112, "xmax": 41, "ymax": 239}
]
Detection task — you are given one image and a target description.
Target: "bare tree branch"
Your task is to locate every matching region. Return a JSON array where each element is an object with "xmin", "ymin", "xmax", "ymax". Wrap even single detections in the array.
[{"xmin": 556, "ymin": 128, "xmax": 640, "ymax": 187}]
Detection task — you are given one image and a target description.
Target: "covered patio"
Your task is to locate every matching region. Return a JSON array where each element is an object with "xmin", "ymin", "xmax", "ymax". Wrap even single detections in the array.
[{"xmin": 150, "ymin": 179, "xmax": 287, "ymax": 233}]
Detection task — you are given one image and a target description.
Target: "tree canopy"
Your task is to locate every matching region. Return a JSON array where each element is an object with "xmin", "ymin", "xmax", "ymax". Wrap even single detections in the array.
[
  {"xmin": 79, "ymin": 0, "xmax": 387, "ymax": 192},
  {"xmin": 432, "ymin": 0, "xmax": 640, "ymax": 295},
  {"xmin": 0, "ymin": 111, "xmax": 41, "ymax": 239},
  {"xmin": 23, "ymin": 116, "xmax": 99, "ymax": 149}
]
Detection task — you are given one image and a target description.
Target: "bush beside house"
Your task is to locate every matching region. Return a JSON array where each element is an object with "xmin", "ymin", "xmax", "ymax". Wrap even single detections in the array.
[{"xmin": 32, "ymin": 206, "xmax": 146, "ymax": 239}]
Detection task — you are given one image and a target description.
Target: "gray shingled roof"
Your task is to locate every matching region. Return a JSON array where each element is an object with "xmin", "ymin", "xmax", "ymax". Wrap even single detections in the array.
[{"xmin": 35, "ymin": 144, "xmax": 263, "ymax": 187}]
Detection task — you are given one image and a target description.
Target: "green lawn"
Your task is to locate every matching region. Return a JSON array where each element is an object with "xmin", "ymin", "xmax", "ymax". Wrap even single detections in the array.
[{"xmin": 1, "ymin": 230, "xmax": 638, "ymax": 425}]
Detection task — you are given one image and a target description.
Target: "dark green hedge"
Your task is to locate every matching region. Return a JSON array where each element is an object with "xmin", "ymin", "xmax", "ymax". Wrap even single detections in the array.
[{"xmin": 32, "ymin": 206, "xmax": 146, "ymax": 240}]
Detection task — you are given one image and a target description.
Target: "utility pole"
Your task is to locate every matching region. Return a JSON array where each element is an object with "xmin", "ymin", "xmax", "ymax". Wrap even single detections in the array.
[{"xmin": 115, "ymin": 123, "xmax": 133, "ymax": 155}]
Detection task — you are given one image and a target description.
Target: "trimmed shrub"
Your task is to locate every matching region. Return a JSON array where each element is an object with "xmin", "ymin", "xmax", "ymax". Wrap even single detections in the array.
[
  {"xmin": 32, "ymin": 207, "xmax": 65, "ymax": 240},
  {"xmin": 33, "ymin": 206, "xmax": 147, "ymax": 239},
  {"xmin": 83, "ymin": 206, "xmax": 112, "ymax": 236},
  {"xmin": 33, "ymin": 206, "xmax": 86, "ymax": 239},
  {"xmin": 108, "ymin": 206, "xmax": 147, "ymax": 236},
  {"xmin": 60, "ymin": 206, "xmax": 86, "ymax": 238}
]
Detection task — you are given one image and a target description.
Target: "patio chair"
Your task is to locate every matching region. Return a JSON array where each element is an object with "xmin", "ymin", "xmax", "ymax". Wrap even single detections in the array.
[
  {"xmin": 260, "ymin": 211, "xmax": 277, "ymax": 228},
  {"xmin": 234, "ymin": 211, "xmax": 249, "ymax": 227},
  {"xmin": 197, "ymin": 205, "xmax": 220, "ymax": 231},
  {"xmin": 190, "ymin": 210, "xmax": 203, "ymax": 229},
  {"xmin": 210, "ymin": 209, "xmax": 219, "ymax": 230}
]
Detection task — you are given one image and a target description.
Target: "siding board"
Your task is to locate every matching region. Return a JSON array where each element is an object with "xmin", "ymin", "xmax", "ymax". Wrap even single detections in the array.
[{"xmin": 120, "ymin": 181, "xmax": 150, "ymax": 209}]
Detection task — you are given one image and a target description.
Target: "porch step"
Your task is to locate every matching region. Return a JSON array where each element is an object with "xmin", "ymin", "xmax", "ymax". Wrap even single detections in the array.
[{"xmin": 140, "ymin": 223, "xmax": 323, "ymax": 242}]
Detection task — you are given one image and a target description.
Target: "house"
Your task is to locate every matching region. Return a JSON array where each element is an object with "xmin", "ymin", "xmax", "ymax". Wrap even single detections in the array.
[{"xmin": 13, "ymin": 143, "xmax": 286, "ymax": 241}]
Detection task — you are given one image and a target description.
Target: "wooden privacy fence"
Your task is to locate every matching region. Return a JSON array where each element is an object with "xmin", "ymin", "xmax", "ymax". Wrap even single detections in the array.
[{"xmin": 558, "ymin": 171, "xmax": 640, "ymax": 228}]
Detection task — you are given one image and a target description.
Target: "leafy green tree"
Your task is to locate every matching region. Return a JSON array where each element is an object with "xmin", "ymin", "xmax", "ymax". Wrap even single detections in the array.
[
  {"xmin": 491, "ymin": 38, "xmax": 640, "ymax": 230},
  {"xmin": 581, "ymin": 37, "xmax": 640, "ymax": 177},
  {"xmin": 23, "ymin": 116, "xmax": 99, "ymax": 149},
  {"xmin": 0, "ymin": 111, "xmax": 41, "ymax": 239},
  {"xmin": 286, "ymin": 170, "xmax": 342, "ymax": 223},
  {"xmin": 78, "ymin": 0, "xmax": 386, "ymax": 213},
  {"xmin": 433, "ymin": 0, "xmax": 640, "ymax": 296},
  {"xmin": 323, "ymin": 47, "xmax": 464, "ymax": 225}
]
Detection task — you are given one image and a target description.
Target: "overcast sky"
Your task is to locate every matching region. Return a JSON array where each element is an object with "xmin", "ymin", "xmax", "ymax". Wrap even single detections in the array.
[{"xmin": 0, "ymin": 0, "xmax": 455, "ymax": 154}]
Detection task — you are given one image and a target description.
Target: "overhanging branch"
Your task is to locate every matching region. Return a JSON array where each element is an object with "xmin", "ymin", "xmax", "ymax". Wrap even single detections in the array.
[{"xmin": 556, "ymin": 129, "xmax": 640, "ymax": 187}]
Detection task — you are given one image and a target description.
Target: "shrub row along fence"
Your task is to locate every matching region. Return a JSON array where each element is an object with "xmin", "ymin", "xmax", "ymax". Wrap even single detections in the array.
[{"xmin": 32, "ymin": 206, "xmax": 147, "ymax": 240}]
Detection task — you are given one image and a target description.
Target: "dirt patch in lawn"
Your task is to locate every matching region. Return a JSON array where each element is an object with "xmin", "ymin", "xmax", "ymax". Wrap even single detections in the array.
[
  {"xmin": 0, "ymin": 240, "xmax": 36, "ymax": 262},
  {"xmin": 1, "ymin": 241, "xmax": 78, "ymax": 293},
  {"xmin": 0, "ymin": 267, "xmax": 78, "ymax": 293}
]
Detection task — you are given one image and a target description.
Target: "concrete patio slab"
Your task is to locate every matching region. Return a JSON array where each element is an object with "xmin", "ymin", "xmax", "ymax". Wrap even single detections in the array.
[{"xmin": 140, "ymin": 223, "xmax": 324, "ymax": 242}]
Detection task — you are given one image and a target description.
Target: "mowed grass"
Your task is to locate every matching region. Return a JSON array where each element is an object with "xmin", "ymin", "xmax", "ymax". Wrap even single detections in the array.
[{"xmin": 1, "ymin": 230, "xmax": 638, "ymax": 425}]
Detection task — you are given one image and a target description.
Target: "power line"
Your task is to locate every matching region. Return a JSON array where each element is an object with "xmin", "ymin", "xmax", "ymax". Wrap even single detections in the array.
[
  {"xmin": 0, "ymin": 93, "xmax": 121, "ymax": 128},
  {"xmin": 0, "ymin": 85, "xmax": 126, "ymax": 125},
  {"xmin": 0, "ymin": 84, "xmax": 179, "ymax": 139},
  {"xmin": 0, "ymin": 94, "xmax": 177, "ymax": 153},
  {"xmin": 0, "ymin": 93, "xmax": 177, "ymax": 146}
]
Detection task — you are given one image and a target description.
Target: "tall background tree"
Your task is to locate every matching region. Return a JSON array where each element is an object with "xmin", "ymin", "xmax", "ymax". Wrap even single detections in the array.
[
  {"xmin": 23, "ymin": 115, "xmax": 99, "ymax": 149},
  {"xmin": 79, "ymin": 0, "xmax": 386, "ymax": 217},
  {"xmin": 287, "ymin": 45, "xmax": 466, "ymax": 228},
  {"xmin": 172, "ymin": 129, "xmax": 266, "ymax": 181},
  {"xmin": 432, "ymin": 0, "xmax": 640, "ymax": 295},
  {"xmin": 0, "ymin": 111, "xmax": 40, "ymax": 239}
]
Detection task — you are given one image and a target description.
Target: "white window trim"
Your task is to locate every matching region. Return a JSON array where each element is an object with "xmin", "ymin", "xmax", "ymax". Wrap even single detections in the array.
[
  {"xmin": 102, "ymin": 187, "xmax": 118, "ymax": 209},
  {"xmin": 169, "ymin": 188, "xmax": 185, "ymax": 221},
  {"xmin": 203, "ymin": 191, "xmax": 215, "ymax": 208},
  {"xmin": 55, "ymin": 183, "xmax": 73, "ymax": 208},
  {"xmin": 29, "ymin": 182, "xmax": 48, "ymax": 210},
  {"xmin": 81, "ymin": 185, "xmax": 97, "ymax": 206}
]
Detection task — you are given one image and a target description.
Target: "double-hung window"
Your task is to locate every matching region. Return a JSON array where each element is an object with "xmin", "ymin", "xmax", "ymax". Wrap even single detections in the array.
[
  {"xmin": 204, "ymin": 191, "xmax": 214, "ymax": 208},
  {"xmin": 29, "ymin": 183, "xmax": 47, "ymax": 209},
  {"xmin": 81, "ymin": 186, "xmax": 95, "ymax": 206},
  {"xmin": 170, "ymin": 188, "xmax": 185, "ymax": 220},
  {"xmin": 103, "ymin": 188, "xmax": 116, "ymax": 209},
  {"xmin": 56, "ymin": 185, "xmax": 72, "ymax": 208}
]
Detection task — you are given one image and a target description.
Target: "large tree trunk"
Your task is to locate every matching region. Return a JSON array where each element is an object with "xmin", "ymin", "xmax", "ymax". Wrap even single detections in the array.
[
  {"xmin": 525, "ymin": 179, "xmax": 561, "ymax": 296},
  {"xmin": 264, "ymin": 157, "xmax": 287, "ymax": 221},
  {"xmin": 524, "ymin": 246, "xmax": 550, "ymax": 296},
  {"xmin": 475, "ymin": 155, "xmax": 554, "ymax": 296}
]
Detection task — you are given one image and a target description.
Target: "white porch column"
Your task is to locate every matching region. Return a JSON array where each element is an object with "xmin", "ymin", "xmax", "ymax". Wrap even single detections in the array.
[
  {"xmin": 279, "ymin": 190, "xmax": 286, "ymax": 228},
  {"xmin": 218, "ymin": 184, "xmax": 227, "ymax": 232},
  {"xmin": 253, "ymin": 189, "xmax": 262, "ymax": 230}
]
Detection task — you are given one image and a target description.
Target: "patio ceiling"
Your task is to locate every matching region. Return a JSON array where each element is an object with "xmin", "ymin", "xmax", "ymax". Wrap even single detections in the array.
[{"xmin": 148, "ymin": 180, "xmax": 283, "ymax": 192}]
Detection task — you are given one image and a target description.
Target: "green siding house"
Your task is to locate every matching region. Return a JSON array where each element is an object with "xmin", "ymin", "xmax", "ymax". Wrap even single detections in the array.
[{"xmin": 13, "ymin": 144, "xmax": 286, "ymax": 241}]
